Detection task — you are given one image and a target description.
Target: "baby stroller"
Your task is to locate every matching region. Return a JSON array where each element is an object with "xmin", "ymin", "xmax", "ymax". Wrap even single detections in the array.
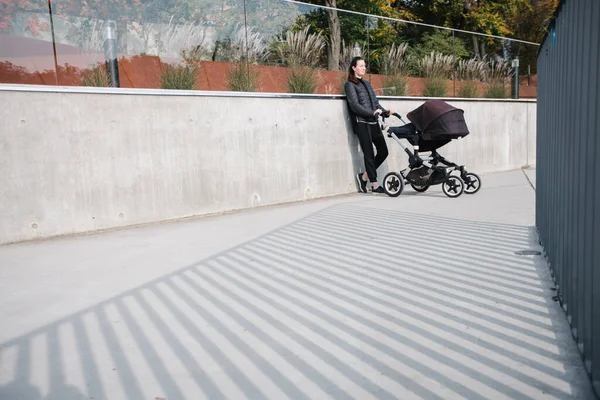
[{"xmin": 379, "ymin": 99, "xmax": 481, "ymax": 198}]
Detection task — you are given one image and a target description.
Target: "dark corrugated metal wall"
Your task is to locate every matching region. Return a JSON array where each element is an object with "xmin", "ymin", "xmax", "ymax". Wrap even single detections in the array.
[{"xmin": 536, "ymin": 0, "xmax": 600, "ymax": 396}]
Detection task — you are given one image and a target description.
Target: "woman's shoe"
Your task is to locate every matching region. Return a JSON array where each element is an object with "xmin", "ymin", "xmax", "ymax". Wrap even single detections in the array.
[{"xmin": 356, "ymin": 173, "xmax": 368, "ymax": 193}]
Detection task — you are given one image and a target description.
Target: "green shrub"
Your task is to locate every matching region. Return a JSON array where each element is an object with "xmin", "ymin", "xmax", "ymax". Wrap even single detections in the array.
[
  {"xmin": 159, "ymin": 63, "xmax": 196, "ymax": 90},
  {"xmin": 484, "ymin": 58, "xmax": 511, "ymax": 98},
  {"xmin": 287, "ymin": 67, "xmax": 317, "ymax": 94},
  {"xmin": 382, "ymin": 74, "xmax": 408, "ymax": 96},
  {"xmin": 423, "ymin": 77, "xmax": 447, "ymax": 97},
  {"xmin": 486, "ymin": 83, "xmax": 508, "ymax": 98},
  {"xmin": 81, "ymin": 64, "xmax": 110, "ymax": 87},
  {"xmin": 226, "ymin": 62, "xmax": 259, "ymax": 92},
  {"xmin": 458, "ymin": 80, "xmax": 479, "ymax": 98},
  {"xmin": 339, "ymin": 75, "xmax": 347, "ymax": 95}
]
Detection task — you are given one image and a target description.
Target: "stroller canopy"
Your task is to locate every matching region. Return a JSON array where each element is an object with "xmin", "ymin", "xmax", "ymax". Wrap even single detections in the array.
[{"xmin": 406, "ymin": 99, "xmax": 469, "ymax": 140}]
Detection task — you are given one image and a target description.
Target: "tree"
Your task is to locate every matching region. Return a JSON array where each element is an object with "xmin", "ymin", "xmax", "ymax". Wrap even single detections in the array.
[
  {"xmin": 1, "ymin": 0, "xmax": 46, "ymax": 33},
  {"xmin": 408, "ymin": 29, "xmax": 470, "ymax": 60},
  {"xmin": 324, "ymin": 0, "xmax": 341, "ymax": 70},
  {"xmin": 295, "ymin": 0, "xmax": 417, "ymax": 71},
  {"xmin": 467, "ymin": 0, "xmax": 516, "ymax": 58},
  {"xmin": 505, "ymin": 0, "xmax": 558, "ymax": 72},
  {"xmin": 400, "ymin": 0, "xmax": 555, "ymax": 61}
]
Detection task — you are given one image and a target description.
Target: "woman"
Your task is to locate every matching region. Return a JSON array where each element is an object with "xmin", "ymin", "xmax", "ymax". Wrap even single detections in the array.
[{"xmin": 344, "ymin": 56, "xmax": 391, "ymax": 194}]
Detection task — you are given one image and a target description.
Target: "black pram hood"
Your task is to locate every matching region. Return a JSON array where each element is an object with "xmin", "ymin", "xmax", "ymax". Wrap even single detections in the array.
[{"xmin": 406, "ymin": 99, "xmax": 469, "ymax": 140}]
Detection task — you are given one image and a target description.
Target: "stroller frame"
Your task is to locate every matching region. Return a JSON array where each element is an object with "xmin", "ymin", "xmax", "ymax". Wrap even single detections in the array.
[{"xmin": 378, "ymin": 112, "xmax": 481, "ymax": 198}]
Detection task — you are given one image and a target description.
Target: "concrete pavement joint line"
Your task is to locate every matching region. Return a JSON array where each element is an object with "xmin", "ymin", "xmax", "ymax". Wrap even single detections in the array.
[
  {"xmin": 522, "ymin": 167, "xmax": 537, "ymax": 191},
  {"xmin": 0, "ymin": 193, "xmax": 359, "ymax": 247},
  {"xmin": 0, "ymin": 169, "xmax": 527, "ymax": 247}
]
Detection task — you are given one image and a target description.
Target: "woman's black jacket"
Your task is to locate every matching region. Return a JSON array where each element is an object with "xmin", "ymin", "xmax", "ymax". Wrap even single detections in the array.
[{"xmin": 344, "ymin": 78, "xmax": 388, "ymax": 125}]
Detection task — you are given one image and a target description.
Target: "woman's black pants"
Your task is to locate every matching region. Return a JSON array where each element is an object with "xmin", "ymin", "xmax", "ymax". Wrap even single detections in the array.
[{"xmin": 356, "ymin": 122, "xmax": 389, "ymax": 183}]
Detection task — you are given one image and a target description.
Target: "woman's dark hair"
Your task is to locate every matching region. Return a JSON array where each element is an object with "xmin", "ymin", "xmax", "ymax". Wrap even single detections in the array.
[{"xmin": 347, "ymin": 56, "xmax": 363, "ymax": 84}]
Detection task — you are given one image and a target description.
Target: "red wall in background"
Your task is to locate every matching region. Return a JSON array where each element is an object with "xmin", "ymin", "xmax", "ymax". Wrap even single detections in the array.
[{"xmin": 0, "ymin": 35, "xmax": 536, "ymax": 98}]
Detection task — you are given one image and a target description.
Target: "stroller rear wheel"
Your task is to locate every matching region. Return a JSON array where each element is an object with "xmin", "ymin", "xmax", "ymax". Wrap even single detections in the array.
[
  {"xmin": 462, "ymin": 172, "xmax": 481, "ymax": 194},
  {"xmin": 442, "ymin": 176, "xmax": 465, "ymax": 198},
  {"xmin": 383, "ymin": 172, "xmax": 404, "ymax": 197}
]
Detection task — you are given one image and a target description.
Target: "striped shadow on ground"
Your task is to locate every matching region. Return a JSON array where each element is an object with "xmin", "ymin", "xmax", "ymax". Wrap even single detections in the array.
[{"xmin": 0, "ymin": 204, "xmax": 582, "ymax": 400}]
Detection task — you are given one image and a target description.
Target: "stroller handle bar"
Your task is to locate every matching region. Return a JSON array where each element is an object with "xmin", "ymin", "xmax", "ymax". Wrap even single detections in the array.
[
  {"xmin": 380, "ymin": 111, "xmax": 402, "ymax": 120},
  {"xmin": 380, "ymin": 112, "xmax": 407, "ymax": 124}
]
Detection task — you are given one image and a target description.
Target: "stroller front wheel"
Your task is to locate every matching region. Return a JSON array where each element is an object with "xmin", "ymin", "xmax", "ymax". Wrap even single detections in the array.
[
  {"xmin": 462, "ymin": 172, "xmax": 481, "ymax": 194},
  {"xmin": 442, "ymin": 176, "xmax": 465, "ymax": 198},
  {"xmin": 383, "ymin": 172, "xmax": 404, "ymax": 197}
]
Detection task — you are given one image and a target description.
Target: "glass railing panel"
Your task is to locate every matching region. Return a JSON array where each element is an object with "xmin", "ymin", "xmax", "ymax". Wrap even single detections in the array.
[{"xmin": 0, "ymin": 0, "xmax": 57, "ymax": 85}]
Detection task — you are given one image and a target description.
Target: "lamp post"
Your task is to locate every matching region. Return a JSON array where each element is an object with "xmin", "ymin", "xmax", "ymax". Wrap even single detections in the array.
[
  {"xmin": 511, "ymin": 57, "xmax": 520, "ymax": 99},
  {"xmin": 104, "ymin": 21, "xmax": 120, "ymax": 87}
]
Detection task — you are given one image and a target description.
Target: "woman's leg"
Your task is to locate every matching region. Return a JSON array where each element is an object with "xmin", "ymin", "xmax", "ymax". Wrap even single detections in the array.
[
  {"xmin": 355, "ymin": 123, "xmax": 377, "ymax": 182},
  {"xmin": 372, "ymin": 133, "xmax": 389, "ymax": 170}
]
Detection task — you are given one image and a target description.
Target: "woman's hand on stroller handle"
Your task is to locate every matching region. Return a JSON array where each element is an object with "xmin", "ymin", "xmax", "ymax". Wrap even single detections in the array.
[
  {"xmin": 379, "ymin": 111, "xmax": 402, "ymax": 121},
  {"xmin": 375, "ymin": 109, "xmax": 392, "ymax": 118}
]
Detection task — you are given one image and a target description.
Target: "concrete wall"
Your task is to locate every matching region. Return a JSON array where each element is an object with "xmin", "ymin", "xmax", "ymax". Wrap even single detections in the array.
[{"xmin": 0, "ymin": 85, "xmax": 536, "ymax": 244}]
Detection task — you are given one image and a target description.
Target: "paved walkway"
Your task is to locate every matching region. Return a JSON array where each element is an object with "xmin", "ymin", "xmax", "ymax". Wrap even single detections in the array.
[{"xmin": 0, "ymin": 168, "xmax": 596, "ymax": 400}]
